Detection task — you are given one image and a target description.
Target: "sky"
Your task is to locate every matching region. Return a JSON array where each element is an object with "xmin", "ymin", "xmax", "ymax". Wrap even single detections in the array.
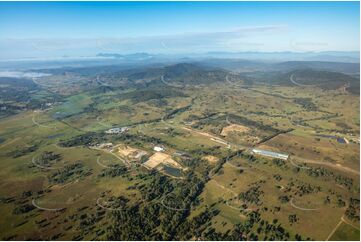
[{"xmin": 0, "ymin": 1, "xmax": 359, "ymax": 59}]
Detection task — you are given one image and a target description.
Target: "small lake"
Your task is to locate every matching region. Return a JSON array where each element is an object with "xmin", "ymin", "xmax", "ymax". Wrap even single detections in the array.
[{"xmin": 162, "ymin": 165, "xmax": 183, "ymax": 178}]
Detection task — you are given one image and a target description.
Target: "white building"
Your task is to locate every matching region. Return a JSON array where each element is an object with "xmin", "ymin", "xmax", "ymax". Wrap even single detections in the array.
[
  {"xmin": 153, "ymin": 146, "xmax": 165, "ymax": 152},
  {"xmin": 252, "ymin": 148, "xmax": 289, "ymax": 160}
]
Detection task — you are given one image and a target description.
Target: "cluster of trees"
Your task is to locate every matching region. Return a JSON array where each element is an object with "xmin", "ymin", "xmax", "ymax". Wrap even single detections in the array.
[
  {"xmin": 59, "ymin": 130, "xmax": 177, "ymax": 153},
  {"xmin": 335, "ymin": 175, "xmax": 353, "ymax": 190},
  {"xmin": 204, "ymin": 211, "xmax": 303, "ymax": 241},
  {"xmin": 0, "ymin": 76, "xmax": 64, "ymax": 118},
  {"xmin": 7, "ymin": 143, "xmax": 39, "ymax": 158},
  {"xmin": 185, "ymin": 112, "xmax": 218, "ymax": 123},
  {"xmin": 273, "ymin": 174, "xmax": 282, "ymax": 181},
  {"xmin": 295, "ymin": 183, "xmax": 321, "ymax": 196},
  {"xmin": 208, "ymin": 150, "xmax": 241, "ymax": 179},
  {"xmin": 288, "ymin": 214, "xmax": 299, "ymax": 224},
  {"xmin": 240, "ymin": 152, "xmax": 257, "ymax": 162},
  {"xmin": 48, "ymin": 162, "xmax": 92, "ymax": 184},
  {"xmin": 162, "ymin": 127, "xmax": 183, "ymax": 137},
  {"xmin": 120, "ymin": 88, "xmax": 187, "ymax": 104},
  {"xmin": 59, "ymin": 132, "xmax": 107, "ymax": 147},
  {"xmin": 162, "ymin": 105, "xmax": 191, "ymax": 120},
  {"xmin": 239, "ymin": 185, "xmax": 264, "ymax": 206},
  {"xmin": 104, "ymin": 171, "xmax": 206, "ymax": 240},
  {"xmin": 190, "ymin": 115, "xmax": 226, "ymax": 133},
  {"xmin": 257, "ymin": 128, "xmax": 294, "ymax": 145},
  {"xmin": 272, "ymin": 158, "xmax": 286, "ymax": 167},
  {"xmin": 307, "ymin": 167, "xmax": 333, "ymax": 177},
  {"xmin": 337, "ymin": 195, "xmax": 346, "ymax": 207},
  {"xmin": 98, "ymin": 165, "xmax": 128, "ymax": 178},
  {"xmin": 227, "ymin": 114, "xmax": 280, "ymax": 133},
  {"xmin": 278, "ymin": 195, "xmax": 290, "ymax": 203},
  {"xmin": 293, "ymin": 98, "xmax": 318, "ymax": 111},
  {"xmin": 345, "ymin": 198, "xmax": 360, "ymax": 221},
  {"xmin": 0, "ymin": 77, "xmax": 38, "ymax": 117},
  {"xmin": 106, "ymin": 189, "xmax": 298, "ymax": 241},
  {"xmin": 37, "ymin": 151, "xmax": 62, "ymax": 166},
  {"xmin": 12, "ymin": 204, "xmax": 35, "ymax": 215},
  {"xmin": 291, "ymin": 69, "xmax": 357, "ymax": 91},
  {"xmin": 306, "ymin": 167, "xmax": 354, "ymax": 190}
]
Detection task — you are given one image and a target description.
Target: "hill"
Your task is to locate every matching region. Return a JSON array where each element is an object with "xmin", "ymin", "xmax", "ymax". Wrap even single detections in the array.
[
  {"xmin": 120, "ymin": 63, "xmax": 228, "ymax": 85},
  {"xmin": 275, "ymin": 61, "xmax": 360, "ymax": 75}
]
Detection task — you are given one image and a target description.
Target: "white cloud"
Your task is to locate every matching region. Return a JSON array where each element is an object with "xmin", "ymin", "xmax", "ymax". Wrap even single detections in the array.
[{"xmin": 0, "ymin": 25, "xmax": 289, "ymax": 58}]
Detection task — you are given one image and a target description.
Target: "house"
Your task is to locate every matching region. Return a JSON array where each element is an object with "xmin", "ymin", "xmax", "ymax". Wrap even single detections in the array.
[{"xmin": 252, "ymin": 148, "xmax": 289, "ymax": 160}]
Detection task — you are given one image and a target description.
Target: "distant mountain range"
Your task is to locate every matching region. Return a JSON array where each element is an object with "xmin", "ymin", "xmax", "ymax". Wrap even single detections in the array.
[
  {"xmin": 96, "ymin": 52, "xmax": 156, "ymax": 60},
  {"xmin": 96, "ymin": 51, "xmax": 360, "ymax": 63}
]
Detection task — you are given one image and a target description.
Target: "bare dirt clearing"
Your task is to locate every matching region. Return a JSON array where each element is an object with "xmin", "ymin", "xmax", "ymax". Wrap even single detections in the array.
[
  {"xmin": 115, "ymin": 144, "xmax": 147, "ymax": 160},
  {"xmin": 143, "ymin": 152, "xmax": 182, "ymax": 170},
  {"xmin": 221, "ymin": 124, "xmax": 250, "ymax": 136},
  {"xmin": 203, "ymin": 155, "xmax": 219, "ymax": 164}
]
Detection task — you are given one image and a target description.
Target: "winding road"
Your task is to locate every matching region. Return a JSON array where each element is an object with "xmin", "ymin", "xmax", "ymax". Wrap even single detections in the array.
[
  {"xmin": 32, "ymin": 111, "xmax": 57, "ymax": 129},
  {"xmin": 32, "ymin": 199, "xmax": 65, "ymax": 212},
  {"xmin": 160, "ymin": 75, "xmax": 183, "ymax": 88},
  {"xmin": 96, "ymin": 156, "xmax": 125, "ymax": 169},
  {"xmin": 31, "ymin": 156, "xmax": 63, "ymax": 170},
  {"xmin": 90, "ymin": 146, "xmax": 130, "ymax": 166},
  {"xmin": 290, "ymin": 198, "xmax": 319, "ymax": 211},
  {"xmin": 290, "ymin": 73, "xmax": 316, "ymax": 87},
  {"xmin": 96, "ymin": 197, "xmax": 126, "ymax": 211},
  {"xmin": 160, "ymin": 193, "xmax": 189, "ymax": 211}
]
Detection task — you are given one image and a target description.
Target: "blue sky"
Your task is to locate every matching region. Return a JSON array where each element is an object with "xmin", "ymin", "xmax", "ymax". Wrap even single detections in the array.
[{"xmin": 0, "ymin": 1, "xmax": 359, "ymax": 59}]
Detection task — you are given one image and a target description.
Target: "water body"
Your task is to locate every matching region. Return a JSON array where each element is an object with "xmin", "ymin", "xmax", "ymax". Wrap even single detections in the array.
[
  {"xmin": 0, "ymin": 71, "xmax": 51, "ymax": 79},
  {"xmin": 47, "ymin": 133, "xmax": 65, "ymax": 139},
  {"xmin": 316, "ymin": 134, "xmax": 346, "ymax": 143},
  {"xmin": 162, "ymin": 165, "xmax": 183, "ymax": 178},
  {"xmin": 336, "ymin": 137, "xmax": 347, "ymax": 144}
]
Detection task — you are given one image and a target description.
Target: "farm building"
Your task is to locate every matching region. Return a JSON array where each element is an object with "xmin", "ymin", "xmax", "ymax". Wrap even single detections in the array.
[{"xmin": 252, "ymin": 148, "xmax": 289, "ymax": 160}]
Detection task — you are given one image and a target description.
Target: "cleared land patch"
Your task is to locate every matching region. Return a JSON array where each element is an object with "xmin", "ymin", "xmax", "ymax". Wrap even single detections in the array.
[
  {"xmin": 115, "ymin": 144, "xmax": 147, "ymax": 160},
  {"xmin": 143, "ymin": 152, "xmax": 182, "ymax": 170},
  {"xmin": 220, "ymin": 124, "xmax": 250, "ymax": 136},
  {"xmin": 203, "ymin": 155, "xmax": 219, "ymax": 164}
]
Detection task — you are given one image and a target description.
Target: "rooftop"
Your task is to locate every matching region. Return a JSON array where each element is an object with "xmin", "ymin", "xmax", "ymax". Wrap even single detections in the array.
[{"xmin": 252, "ymin": 148, "xmax": 289, "ymax": 160}]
